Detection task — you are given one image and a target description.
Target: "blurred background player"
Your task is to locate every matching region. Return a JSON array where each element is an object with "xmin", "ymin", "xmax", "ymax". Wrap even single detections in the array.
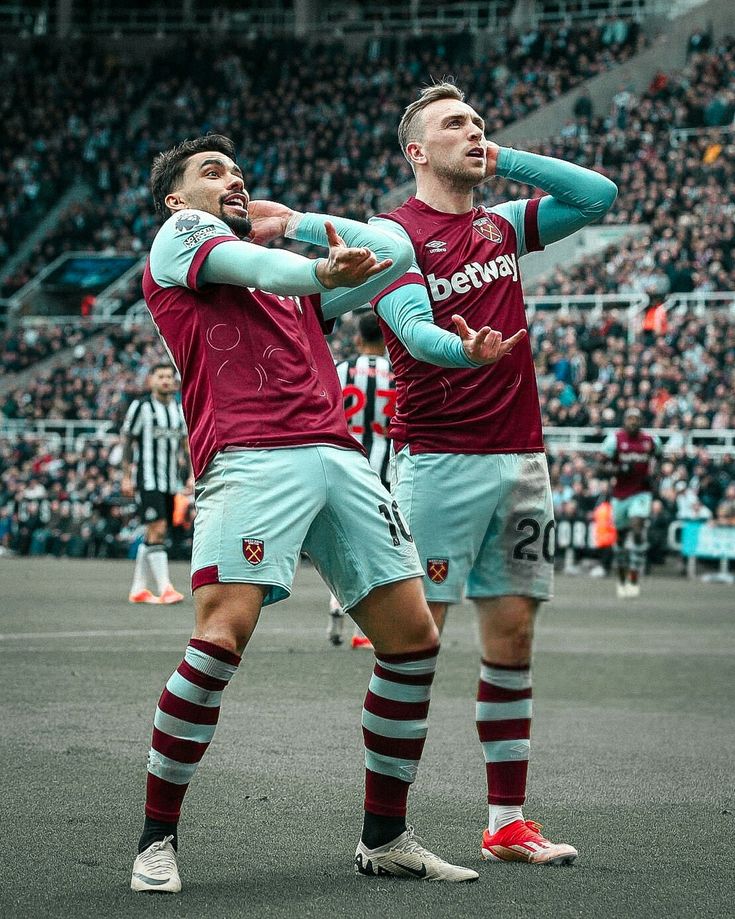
[
  {"xmin": 601, "ymin": 407, "xmax": 662, "ymax": 599},
  {"xmin": 121, "ymin": 363, "xmax": 190, "ymax": 605},
  {"xmin": 328, "ymin": 310, "xmax": 395, "ymax": 650},
  {"xmin": 368, "ymin": 82, "xmax": 618, "ymax": 865}
]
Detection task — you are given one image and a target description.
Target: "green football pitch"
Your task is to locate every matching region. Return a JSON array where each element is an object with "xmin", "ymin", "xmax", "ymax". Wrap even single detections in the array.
[{"xmin": 1, "ymin": 558, "xmax": 732, "ymax": 919}]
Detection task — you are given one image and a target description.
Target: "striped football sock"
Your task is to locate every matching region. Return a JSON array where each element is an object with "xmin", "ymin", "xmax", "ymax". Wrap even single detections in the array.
[
  {"xmin": 144, "ymin": 638, "xmax": 240, "ymax": 823},
  {"xmin": 476, "ymin": 659, "xmax": 532, "ymax": 815},
  {"xmin": 362, "ymin": 645, "xmax": 439, "ymax": 823}
]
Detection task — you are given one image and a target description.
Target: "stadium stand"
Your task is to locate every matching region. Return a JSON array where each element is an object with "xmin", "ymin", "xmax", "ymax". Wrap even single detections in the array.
[
  {"xmin": 0, "ymin": 321, "xmax": 100, "ymax": 377},
  {"xmin": 1, "ymin": 21, "xmax": 644, "ymax": 299},
  {"xmin": 1, "ymin": 15, "xmax": 733, "ymax": 574},
  {"xmin": 491, "ymin": 36, "xmax": 735, "ymax": 295}
]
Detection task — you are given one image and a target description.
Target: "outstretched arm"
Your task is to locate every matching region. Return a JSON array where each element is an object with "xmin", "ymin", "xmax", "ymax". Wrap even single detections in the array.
[
  {"xmin": 151, "ymin": 207, "xmax": 389, "ymax": 296},
  {"xmin": 490, "ymin": 146, "xmax": 618, "ymax": 246},
  {"xmin": 377, "ymin": 284, "xmax": 525, "ymax": 368},
  {"xmin": 200, "ymin": 222, "xmax": 390, "ymax": 295},
  {"xmin": 243, "ymin": 201, "xmax": 413, "ymax": 316}
]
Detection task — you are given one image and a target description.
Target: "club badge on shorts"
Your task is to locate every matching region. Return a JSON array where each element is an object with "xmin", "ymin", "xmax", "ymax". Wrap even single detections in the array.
[
  {"xmin": 242, "ymin": 538, "xmax": 264, "ymax": 566},
  {"xmin": 472, "ymin": 215, "xmax": 503, "ymax": 243},
  {"xmin": 427, "ymin": 558, "xmax": 449, "ymax": 584}
]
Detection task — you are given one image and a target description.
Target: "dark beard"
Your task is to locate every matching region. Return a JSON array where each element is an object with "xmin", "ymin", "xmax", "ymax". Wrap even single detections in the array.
[{"xmin": 220, "ymin": 208, "xmax": 252, "ymax": 239}]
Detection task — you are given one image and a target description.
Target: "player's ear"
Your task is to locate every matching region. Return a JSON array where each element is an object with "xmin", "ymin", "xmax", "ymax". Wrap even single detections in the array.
[
  {"xmin": 406, "ymin": 141, "xmax": 427, "ymax": 167},
  {"xmin": 165, "ymin": 192, "xmax": 187, "ymax": 212}
]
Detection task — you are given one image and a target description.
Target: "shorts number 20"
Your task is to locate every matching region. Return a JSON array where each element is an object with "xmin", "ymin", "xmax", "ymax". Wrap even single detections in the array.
[{"xmin": 513, "ymin": 518, "xmax": 555, "ymax": 564}]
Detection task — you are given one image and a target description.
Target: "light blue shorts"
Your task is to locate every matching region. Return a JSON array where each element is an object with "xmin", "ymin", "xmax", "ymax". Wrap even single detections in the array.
[
  {"xmin": 391, "ymin": 450, "xmax": 554, "ymax": 605},
  {"xmin": 612, "ymin": 492, "xmax": 653, "ymax": 530},
  {"xmin": 191, "ymin": 446, "xmax": 423, "ymax": 610}
]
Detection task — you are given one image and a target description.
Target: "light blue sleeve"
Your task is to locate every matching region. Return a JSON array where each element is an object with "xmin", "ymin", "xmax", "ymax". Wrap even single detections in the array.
[
  {"xmin": 602, "ymin": 433, "xmax": 618, "ymax": 457},
  {"xmin": 495, "ymin": 147, "xmax": 618, "ymax": 247},
  {"xmin": 149, "ymin": 208, "xmax": 328, "ymax": 295},
  {"xmin": 200, "ymin": 240, "xmax": 328, "ymax": 295},
  {"xmin": 367, "ymin": 220, "xmax": 478, "ymax": 369},
  {"xmin": 287, "ymin": 213, "xmax": 414, "ymax": 319},
  {"xmin": 376, "ymin": 286, "xmax": 479, "ymax": 368},
  {"xmin": 149, "ymin": 209, "xmax": 238, "ymax": 289}
]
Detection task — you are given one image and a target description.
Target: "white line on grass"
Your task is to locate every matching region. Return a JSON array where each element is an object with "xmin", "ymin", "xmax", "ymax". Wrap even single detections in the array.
[
  {"xmin": 0, "ymin": 627, "xmax": 192, "ymax": 641},
  {"xmin": 0, "ymin": 626, "xmax": 319, "ymax": 641}
]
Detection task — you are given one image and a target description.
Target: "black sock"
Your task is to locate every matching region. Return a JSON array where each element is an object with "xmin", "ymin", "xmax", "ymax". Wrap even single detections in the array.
[
  {"xmin": 138, "ymin": 817, "xmax": 178, "ymax": 853},
  {"xmin": 361, "ymin": 812, "xmax": 406, "ymax": 849}
]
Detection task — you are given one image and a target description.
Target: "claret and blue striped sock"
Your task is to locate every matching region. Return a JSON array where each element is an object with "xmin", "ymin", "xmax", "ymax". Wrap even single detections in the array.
[
  {"xmin": 361, "ymin": 644, "xmax": 439, "ymax": 849},
  {"xmin": 476, "ymin": 659, "xmax": 532, "ymax": 834},
  {"xmin": 139, "ymin": 638, "xmax": 240, "ymax": 852}
]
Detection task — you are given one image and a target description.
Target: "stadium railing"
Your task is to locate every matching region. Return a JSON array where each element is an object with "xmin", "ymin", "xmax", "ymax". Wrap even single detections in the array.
[
  {"xmin": 4, "ymin": 418, "xmax": 733, "ymax": 459},
  {"xmin": 0, "ymin": 297, "xmax": 14, "ymax": 327},
  {"xmin": 525, "ymin": 293, "xmax": 649, "ymax": 343},
  {"xmin": 93, "ymin": 257, "xmax": 148, "ymax": 320},
  {"xmin": 21, "ymin": 0, "xmax": 674, "ymax": 37},
  {"xmin": 613, "ymin": 291, "xmax": 735, "ymax": 340},
  {"xmin": 670, "ymin": 125, "xmax": 735, "ymax": 147},
  {"xmin": 1, "ymin": 419, "xmax": 116, "ymax": 453},
  {"xmin": 661, "ymin": 291, "xmax": 735, "ymax": 319},
  {"xmin": 544, "ymin": 427, "xmax": 735, "ymax": 456}
]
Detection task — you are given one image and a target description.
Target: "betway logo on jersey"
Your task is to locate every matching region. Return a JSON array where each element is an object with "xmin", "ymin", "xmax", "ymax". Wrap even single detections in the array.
[{"xmin": 427, "ymin": 253, "xmax": 518, "ymax": 302}]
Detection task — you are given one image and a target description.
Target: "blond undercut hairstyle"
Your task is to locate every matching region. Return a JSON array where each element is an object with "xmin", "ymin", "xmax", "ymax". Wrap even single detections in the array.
[{"xmin": 398, "ymin": 82, "xmax": 465, "ymax": 166}]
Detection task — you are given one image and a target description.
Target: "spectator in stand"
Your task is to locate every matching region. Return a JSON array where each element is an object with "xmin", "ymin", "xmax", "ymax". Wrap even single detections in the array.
[
  {"xmin": 647, "ymin": 498, "xmax": 675, "ymax": 568},
  {"xmin": 713, "ymin": 483, "xmax": 735, "ymax": 525},
  {"xmin": 675, "ymin": 483, "xmax": 713, "ymax": 522}
]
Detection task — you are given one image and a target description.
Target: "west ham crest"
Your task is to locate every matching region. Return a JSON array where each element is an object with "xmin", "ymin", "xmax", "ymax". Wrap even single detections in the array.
[
  {"xmin": 473, "ymin": 215, "xmax": 503, "ymax": 244},
  {"xmin": 427, "ymin": 558, "xmax": 449, "ymax": 584},
  {"xmin": 242, "ymin": 538, "xmax": 264, "ymax": 566}
]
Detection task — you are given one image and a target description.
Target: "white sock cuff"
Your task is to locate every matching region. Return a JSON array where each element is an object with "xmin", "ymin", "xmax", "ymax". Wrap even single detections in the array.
[{"xmin": 480, "ymin": 662, "xmax": 532, "ymax": 690}]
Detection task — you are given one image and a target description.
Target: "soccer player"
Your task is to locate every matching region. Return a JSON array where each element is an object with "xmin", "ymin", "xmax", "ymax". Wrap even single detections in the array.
[
  {"xmin": 366, "ymin": 83, "xmax": 618, "ymax": 865},
  {"xmin": 328, "ymin": 311, "xmax": 395, "ymax": 649},
  {"xmin": 121, "ymin": 363, "xmax": 190, "ymax": 605},
  {"xmin": 130, "ymin": 134, "xmax": 493, "ymax": 893},
  {"xmin": 601, "ymin": 408, "xmax": 662, "ymax": 598}
]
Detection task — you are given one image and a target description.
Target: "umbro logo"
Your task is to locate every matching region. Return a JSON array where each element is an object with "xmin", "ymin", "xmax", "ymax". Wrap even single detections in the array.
[{"xmin": 426, "ymin": 240, "xmax": 447, "ymax": 254}]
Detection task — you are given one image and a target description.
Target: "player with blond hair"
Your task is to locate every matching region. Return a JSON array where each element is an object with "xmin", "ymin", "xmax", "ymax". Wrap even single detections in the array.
[{"xmin": 367, "ymin": 82, "xmax": 618, "ymax": 865}]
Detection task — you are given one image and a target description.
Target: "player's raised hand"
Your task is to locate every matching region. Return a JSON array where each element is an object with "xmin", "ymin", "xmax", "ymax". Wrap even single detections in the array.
[
  {"xmin": 247, "ymin": 200, "xmax": 295, "ymax": 246},
  {"xmin": 483, "ymin": 141, "xmax": 501, "ymax": 181},
  {"xmin": 452, "ymin": 313, "xmax": 527, "ymax": 365},
  {"xmin": 315, "ymin": 221, "xmax": 393, "ymax": 289}
]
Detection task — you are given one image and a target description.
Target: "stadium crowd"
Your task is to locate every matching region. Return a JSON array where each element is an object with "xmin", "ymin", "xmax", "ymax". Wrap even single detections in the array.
[
  {"xmin": 2, "ymin": 27, "xmax": 733, "ymax": 568},
  {"xmin": 1, "ymin": 21, "xmax": 643, "ymax": 297},
  {"xmin": 0, "ymin": 320, "xmax": 100, "ymax": 377},
  {"xmin": 0, "ymin": 44, "xmax": 161, "ymax": 281},
  {"xmin": 511, "ymin": 36, "xmax": 735, "ymax": 296},
  {"xmin": 0, "ymin": 434, "xmax": 193, "ymax": 559},
  {"xmin": 2, "ymin": 306, "xmax": 733, "ymax": 562},
  {"xmin": 531, "ymin": 307, "xmax": 735, "ymax": 432}
]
